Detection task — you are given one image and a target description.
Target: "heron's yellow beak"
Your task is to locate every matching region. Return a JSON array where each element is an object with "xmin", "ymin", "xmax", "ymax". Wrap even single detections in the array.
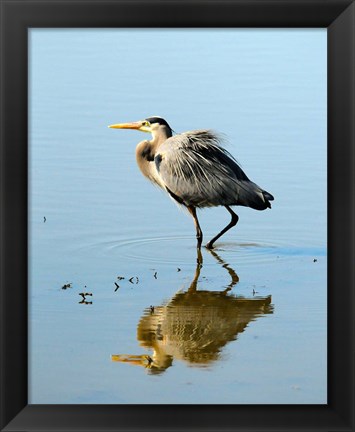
[
  {"xmin": 108, "ymin": 121, "xmax": 151, "ymax": 133},
  {"xmin": 111, "ymin": 354, "xmax": 153, "ymax": 368},
  {"xmin": 108, "ymin": 122, "xmax": 141, "ymax": 130}
]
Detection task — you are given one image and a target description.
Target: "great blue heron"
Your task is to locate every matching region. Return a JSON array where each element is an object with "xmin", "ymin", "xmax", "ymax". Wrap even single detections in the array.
[{"xmin": 109, "ymin": 116, "xmax": 274, "ymax": 249}]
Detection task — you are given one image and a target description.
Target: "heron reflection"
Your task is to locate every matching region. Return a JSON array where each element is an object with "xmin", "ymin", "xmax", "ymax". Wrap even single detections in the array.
[{"xmin": 112, "ymin": 250, "xmax": 273, "ymax": 373}]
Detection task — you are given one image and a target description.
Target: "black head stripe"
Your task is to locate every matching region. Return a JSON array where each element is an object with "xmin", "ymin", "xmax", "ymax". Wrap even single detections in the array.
[{"xmin": 145, "ymin": 117, "xmax": 171, "ymax": 129}]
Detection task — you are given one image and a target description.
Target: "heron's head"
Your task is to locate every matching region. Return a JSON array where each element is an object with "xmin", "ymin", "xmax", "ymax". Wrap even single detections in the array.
[{"xmin": 109, "ymin": 116, "xmax": 173, "ymax": 139}]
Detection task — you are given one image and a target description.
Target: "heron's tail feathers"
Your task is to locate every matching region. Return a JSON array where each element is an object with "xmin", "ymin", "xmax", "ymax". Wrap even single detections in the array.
[
  {"xmin": 262, "ymin": 191, "xmax": 274, "ymax": 209},
  {"xmin": 236, "ymin": 182, "xmax": 274, "ymax": 211}
]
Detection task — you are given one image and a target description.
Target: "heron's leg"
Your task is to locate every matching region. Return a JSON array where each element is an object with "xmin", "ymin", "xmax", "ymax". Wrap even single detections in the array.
[
  {"xmin": 208, "ymin": 249, "xmax": 239, "ymax": 293},
  {"xmin": 187, "ymin": 253, "xmax": 203, "ymax": 293},
  {"xmin": 187, "ymin": 206, "xmax": 203, "ymax": 249},
  {"xmin": 196, "ymin": 247, "xmax": 203, "ymax": 266},
  {"xmin": 206, "ymin": 206, "xmax": 239, "ymax": 249}
]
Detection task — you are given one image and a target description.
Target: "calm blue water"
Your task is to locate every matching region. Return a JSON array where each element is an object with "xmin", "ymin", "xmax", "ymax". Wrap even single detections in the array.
[{"xmin": 28, "ymin": 29, "xmax": 327, "ymax": 404}]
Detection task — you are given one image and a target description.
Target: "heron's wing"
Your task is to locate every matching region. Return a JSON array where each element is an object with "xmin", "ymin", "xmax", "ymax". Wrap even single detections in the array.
[{"xmin": 155, "ymin": 130, "xmax": 271, "ymax": 209}]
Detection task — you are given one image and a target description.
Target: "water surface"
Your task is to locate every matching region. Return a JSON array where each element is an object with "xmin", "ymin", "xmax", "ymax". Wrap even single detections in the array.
[{"xmin": 29, "ymin": 29, "xmax": 327, "ymax": 404}]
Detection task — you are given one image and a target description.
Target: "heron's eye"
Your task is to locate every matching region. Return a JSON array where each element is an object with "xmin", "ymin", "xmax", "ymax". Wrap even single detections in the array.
[{"xmin": 142, "ymin": 121, "xmax": 150, "ymax": 127}]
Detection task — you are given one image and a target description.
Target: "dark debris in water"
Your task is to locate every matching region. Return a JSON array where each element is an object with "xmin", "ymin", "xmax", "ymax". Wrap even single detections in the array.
[
  {"xmin": 78, "ymin": 291, "xmax": 93, "ymax": 305},
  {"xmin": 114, "ymin": 275, "xmax": 139, "ymax": 289},
  {"xmin": 60, "ymin": 282, "xmax": 95, "ymax": 304},
  {"xmin": 61, "ymin": 266, "xmax": 174, "ymax": 300},
  {"xmin": 313, "ymin": 258, "xmax": 318, "ymax": 262},
  {"xmin": 79, "ymin": 292, "xmax": 92, "ymax": 301},
  {"xmin": 79, "ymin": 300, "xmax": 92, "ymax": 305}
]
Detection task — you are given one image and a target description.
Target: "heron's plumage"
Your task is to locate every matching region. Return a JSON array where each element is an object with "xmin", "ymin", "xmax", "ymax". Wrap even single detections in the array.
[
  {"xmin": 155, "ymin": 130, "xmax": 273, "ymax": 210},
  {"xmin": 109, "ymin": 116, "xmax": 274, "ymax": 249}
]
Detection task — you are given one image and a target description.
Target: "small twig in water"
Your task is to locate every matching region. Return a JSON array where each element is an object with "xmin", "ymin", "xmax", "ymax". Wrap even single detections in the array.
[
  {"xmin": 79, "ymin": 292, "xmax": 92, "ymax": 300},
  {"xmin": 79, "ymin": 300, "xmax": 92, "ymax": 305}
]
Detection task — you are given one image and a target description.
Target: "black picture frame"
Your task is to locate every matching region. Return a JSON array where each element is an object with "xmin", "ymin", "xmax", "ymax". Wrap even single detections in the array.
[{"xmin": 1, "ymin": 0, "xmax": 354, "ymax": 431}]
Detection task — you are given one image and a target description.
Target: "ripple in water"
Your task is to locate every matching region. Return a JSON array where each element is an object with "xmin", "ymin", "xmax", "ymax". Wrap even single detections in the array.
[{"xmin": 82, "ymin": 235, "xmax": 325, "ymax": 267}]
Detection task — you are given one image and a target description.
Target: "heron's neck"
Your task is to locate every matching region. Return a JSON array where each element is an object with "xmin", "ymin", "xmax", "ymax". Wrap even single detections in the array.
[
  {"xmin": 135, "ymin": 127, "xmax": 171, "ymax": 187},
  {"xmin": 136, "ymin": 139, "xmax": 158, "ymax": 162},
  {"xmin": 135, "ymin": 139, "xmax": 163, "ymax": 187},
  {"xmin": 151, "ymin": 125, "xmax": 172, "ymax": 144}
]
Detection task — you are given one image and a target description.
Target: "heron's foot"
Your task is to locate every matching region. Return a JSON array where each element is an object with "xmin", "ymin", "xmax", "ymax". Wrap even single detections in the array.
[{"xmin": 205, "ymin": 241, "xmax": 214, "ymax": 250}]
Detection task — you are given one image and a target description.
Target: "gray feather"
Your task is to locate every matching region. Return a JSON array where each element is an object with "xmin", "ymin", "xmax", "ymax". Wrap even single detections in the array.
[{"xmin": 156, "ymin": 130, "xmax": 273, "ymax": 210}]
